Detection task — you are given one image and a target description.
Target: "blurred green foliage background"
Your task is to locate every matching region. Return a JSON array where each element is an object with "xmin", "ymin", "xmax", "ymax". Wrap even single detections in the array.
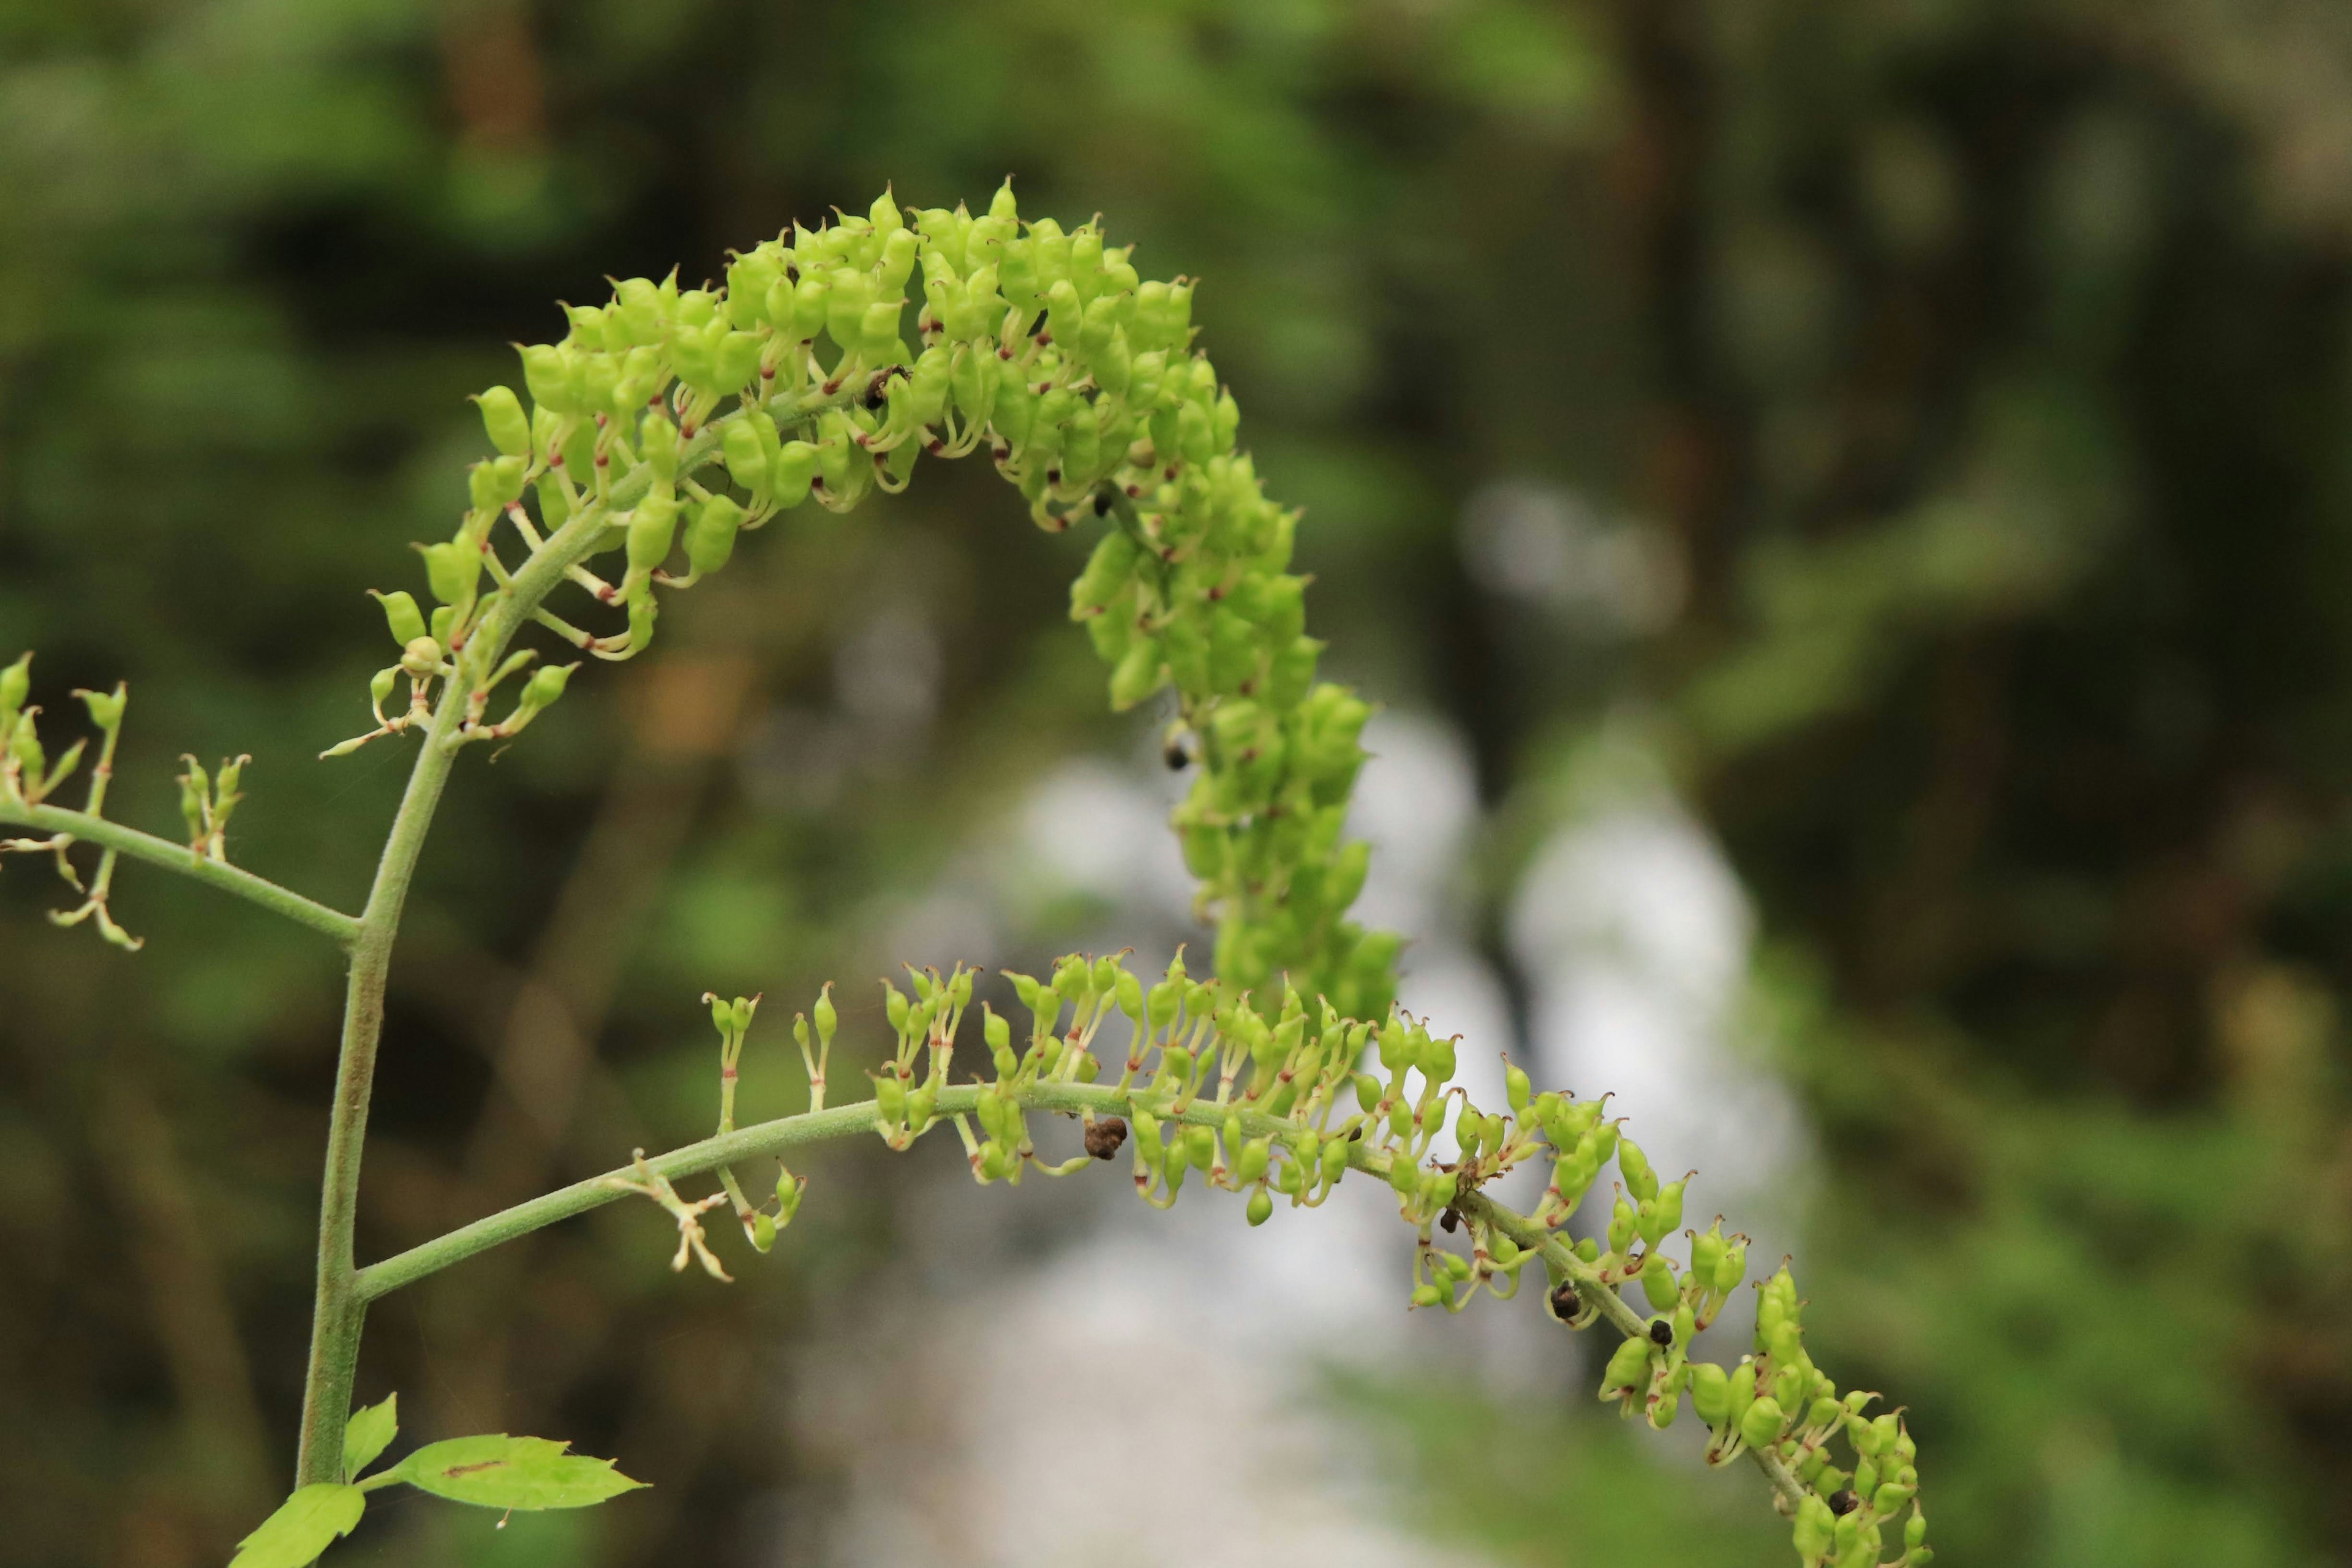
[{"xmin": 4, "ymin": 1, "xmax": 2350, "ymax": 1564}]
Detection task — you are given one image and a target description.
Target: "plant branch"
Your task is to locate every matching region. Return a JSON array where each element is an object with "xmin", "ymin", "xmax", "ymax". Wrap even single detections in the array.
[
  {"xmin": 291, "ymin": 430, "xmax": 729, "ymax": 1487},
  {"xmin": 351, "ymin": 1077, "xmax": 1806, "ymax": 1510},
  {"xmin": 0, "ymin": 801, "xmax": 361, "ymax": 946}
]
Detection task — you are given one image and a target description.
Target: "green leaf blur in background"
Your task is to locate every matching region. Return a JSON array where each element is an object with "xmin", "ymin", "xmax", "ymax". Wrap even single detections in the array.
[{"xmin": 2, "ymin": 1, "xmax": 2347, "ymax": 1565}]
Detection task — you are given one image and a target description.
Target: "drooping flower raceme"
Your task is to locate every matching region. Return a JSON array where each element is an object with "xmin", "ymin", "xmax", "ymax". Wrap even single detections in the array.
[{"xmin": 0, "ymin": 186, "xmax": 1926, "ymax": 1568}]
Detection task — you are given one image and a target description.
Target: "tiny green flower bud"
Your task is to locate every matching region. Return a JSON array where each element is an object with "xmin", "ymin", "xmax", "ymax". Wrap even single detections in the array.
[
  {"xmin": 883, "ymin": 981, "xmax": 910, "ymax": 1036},
  {"xmin": 1387, "ymin": 1154, "xmax": 1420, "ymax": 1196},
  {"xmin": 813, "ymin": 982, "xmax": 838, "ymax": 1046},
  {"xmin": 1905, "ymin": 1515, "xmax": 1927, "ymax": 1551},
  {"xmin": 1245, "ymin": 1187, "xmax": 1273, "ymax": 1227},
  {"xmin": 752, "ymin": 1211, "xmax": 777, "ymax": 1251},
  {"xmin": 1411, "ymin": 1283, "xmax": 1444, "ymax": 1309}
]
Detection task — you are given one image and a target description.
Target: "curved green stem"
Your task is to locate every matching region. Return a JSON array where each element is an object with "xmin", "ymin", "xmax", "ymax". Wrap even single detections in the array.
[
  {"xmin": 350, "ymin": 1078, "xmax": 1806, "ymax": 1510},
  {"xmin": 290, "ymin": 431, "xmax": 726, "ymax": 1487},
  {"xmin": 0, "ymin": 801, "xmax": 361, "ymax": 946}
]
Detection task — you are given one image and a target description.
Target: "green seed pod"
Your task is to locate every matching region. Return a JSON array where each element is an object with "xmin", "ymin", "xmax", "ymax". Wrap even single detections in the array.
[
  {"xmin": 1108, "ymin": 635, "xmax": 1162, "ymax": 710},
  {"xmin": 371, "ymin": 590, "xmax": 428, "ymax": 647},
  {"xmin": 813, "ymin": 984, "xmax": 838, "ymax": 1046},
  {"xmin": 1807, "ymin": 1396, "xmax": 1843, "ymax": 1431},
  {"xmin": 1354, "ymin": 1072, "xmax": 1381, "ymax": 1114},
  {"xmin": 12, "ymin": 710, "xmax": 47, "ymax": 783},
  {"xmin": 723, "ymin": 417, "xmax": 769, "ymax": 494},
  {"xmin": 1640, "ymin": 1251, "xmax": 1679, "ymax": 1311},
  {"xmin": 1691, "ymin": 1223, "xmax": 1725, "ymax": 1284},
  {"xmin": 1690, "ymin": 1362, "xmax": 1731, "ymax": 1426},
  {"xmin": 1905, "ymin": 1515, "xmax": 1927, "ymax": 1551},
  {"xmin": 1656, "ymin": 1176, "xmax": 1687, "ymax": 1235},
  {"xmin": 0, "ymin": 652, "xmax": 28, "ymax": 736},
  {"xmin": 420, "ymin": 541, "xmax": 479, "ymax": 610},
  {"xmin": 1618, "ymin": 1138, "xmax": 1659, "ymax": 1202},
  {"xmin": 1237, "ymin": 1137, "xmax": 1270, "ymax": 1185},
  {"xmin": 1607, "ymin": 1194, "xmax": 1637, "ymax": 1254},
  {"xmin": 751, "ymin": 1211, "xmax": 777, "ymax": 1252},
  {"xmin": 463, "ymin": 456, "xmax": 519, "ymax": 512},
  {"xmin": 1714, "ymin": 1240, "xmax": 1747, "ymax": 1295},
  {"xmin": 1874, "ymin": 1483, "xmax": 1914, "ymax": 1515},
  {"xmin": 1793, "ymin": 1495, "xmax": 1835, "ymax": 1561},
  {"xmin": 1728, "ymin": 1359, "xmax": 1757, "ymax": 1418},
  {"xmin": 1504, "ymin": 1060, "xmax": 1531, "ymax": 1117},
  {"xmin": 1245, "ymin": 1187, "xmax": 1273, "ymax": 1227},
  {"xmin": 1387, "ymin": 1153, "xmax": 1420, "ymax": 1196},
  {"xmin": 1600, "ymin": 1336, "xmax": 1653, "ymax": 1396},
  {"xmin": 873, "ymin": 1074, "xmax": 906, "ymax": 1121},
  {"xmin": 1442, "ymin": 1250, "xmax": 1472, "ymax": 1281},
  {"xmin": 1185, "ymin": 1124, "xmax": 1215, "ymax": 1172},
  {"xmin": 520, "ymin": 663, "xmax": 573, "ymax": 709},
  {"xmin": 626, "ymin": 492, "xmax": 679, "ymax": 574},
  {"xmin": 640, "ymin": 409, "xmax": 680, "ymax": 483},
  {"xmin": 1773, "ymin": 1364, "xmax": 1805, "ymax": 1414},
  {"xmin": 519, "ymin": 342, "xmax": 578, "ymax": 414},
  {"xmin": 1411, "ymin": 1282, "xmax": 1443, "ymax": 1309},
  {"xmin": 1317, "ymin": 1133, "xmax": 1354, "ymax": 1185},
  {"xmin": 1133, "ymin": 1110, "xmax": 1163, "ymax": 1163},
  {"xmin": 475, "ymin": 385, "xmax": 533, "ymax": 456},
  {"xmin": 1738, "ymin": 1396, "xmax": 1785, "ymax": 1452},
  {"xmin": 685, "ymin": 494, "xmax": 744, "ymax": 577}
]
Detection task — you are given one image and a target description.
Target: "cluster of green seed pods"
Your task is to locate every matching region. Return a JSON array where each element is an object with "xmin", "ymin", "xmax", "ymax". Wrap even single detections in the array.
[
  {"xmin": 337, "ymin": 183, "xmax": 1389, "ymax": 1014},
  {"xmin": 691, "ymin": 944, "xmax": 1925, "ymax": 1566}
]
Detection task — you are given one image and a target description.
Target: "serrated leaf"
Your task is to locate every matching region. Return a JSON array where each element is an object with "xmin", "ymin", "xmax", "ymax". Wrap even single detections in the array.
[
  {"xmin": 227, "ymin": 1483, "xmax": 365, "ymax": 1568},
  {"xmin": 388, "ymin": 1434, "xmax": 645, "ymax": 1510},
  {"xmin": 342, "ymin": 1392, "xmax": 398, "ymax": 1481}
]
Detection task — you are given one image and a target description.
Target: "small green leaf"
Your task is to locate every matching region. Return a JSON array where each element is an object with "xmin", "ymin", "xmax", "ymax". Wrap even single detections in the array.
[
  {"xmin": 388, "ymin": 1434, "xmax": 645, "ymax": 1510},
  {"xmin": 227, "ymin": 1483, "xmax": 365, "ymax": 1568},
  {"xmin": 342, "ymin": 1392, "xmax": 398, "ymax": 1481}
]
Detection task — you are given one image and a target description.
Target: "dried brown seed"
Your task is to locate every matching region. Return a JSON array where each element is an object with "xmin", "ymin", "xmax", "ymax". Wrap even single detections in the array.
[{"xmin": 1084, "ymin": 1117, "xmax": 1128, "ymax": 1160}]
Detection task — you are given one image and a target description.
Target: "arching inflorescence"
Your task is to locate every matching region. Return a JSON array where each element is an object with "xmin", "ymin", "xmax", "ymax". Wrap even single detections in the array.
[
  {"xmin": 332, "ymin": 181, "xmax": 1389, "ymax": 1019},
  {"xmin": 0, "ymin": 186, "xmax": 1928, "ymax": 1568}
]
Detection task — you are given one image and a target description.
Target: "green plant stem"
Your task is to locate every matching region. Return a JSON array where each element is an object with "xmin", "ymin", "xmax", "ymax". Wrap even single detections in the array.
[
  {"xmin": 0, "ymin": 801, "xmax": 361, "ymax": 945},
  {"xmin": 349, "ymin": 1077, "xmax": 1807, "ymax": 1510},
  {"xmin": 290, "ymin": 431, "xmax": 723, "ymax": 1488}
]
